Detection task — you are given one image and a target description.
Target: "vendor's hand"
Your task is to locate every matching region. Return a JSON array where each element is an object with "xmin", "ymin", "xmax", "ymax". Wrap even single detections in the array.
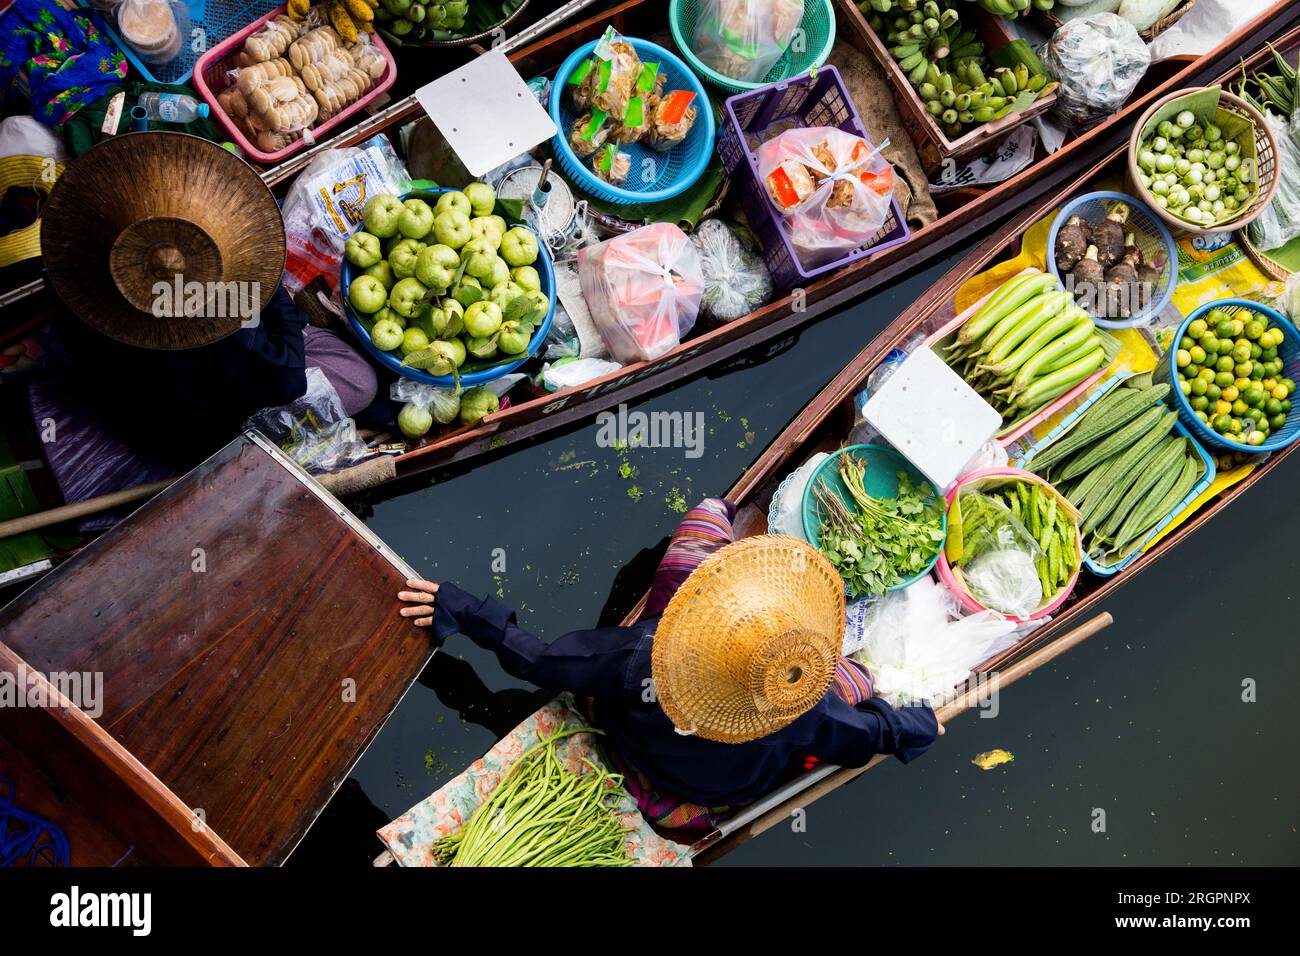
[
  {"xmin": 937, "ymin": 723, "xmax": 945, "ymax": 736},
  {"xmin": 398, "ymin": 578, "xmax": 440, "ymax": 628}
]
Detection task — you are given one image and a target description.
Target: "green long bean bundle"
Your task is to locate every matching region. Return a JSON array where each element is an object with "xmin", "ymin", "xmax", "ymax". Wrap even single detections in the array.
[{"xmin": 432, "ymin": 726, "xmax": 633, "ymax": 867}]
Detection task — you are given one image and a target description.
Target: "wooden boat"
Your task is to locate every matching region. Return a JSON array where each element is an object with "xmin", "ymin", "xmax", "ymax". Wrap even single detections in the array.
[
  {"xmin": 0, "ymin": 432, "xmax": 431, "ymax": 865},
  {"xmin": 639, "ymin": 150, "xmax": 1300, "ymax": 868},
  {"xmin": 1, "ymin": 0, "xmax": 1297, "ymax": 542}
]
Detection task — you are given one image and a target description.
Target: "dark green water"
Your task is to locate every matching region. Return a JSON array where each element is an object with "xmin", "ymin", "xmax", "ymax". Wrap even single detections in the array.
[{"xmin": 291, "ymin": 245, "xmax": 1300, "ymax": 867}]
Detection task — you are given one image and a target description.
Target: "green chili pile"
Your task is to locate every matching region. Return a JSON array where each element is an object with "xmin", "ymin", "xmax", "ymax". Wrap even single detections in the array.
[{"xmin": 432, "ymin": 726, "xmax": 633, "ymax": 867}]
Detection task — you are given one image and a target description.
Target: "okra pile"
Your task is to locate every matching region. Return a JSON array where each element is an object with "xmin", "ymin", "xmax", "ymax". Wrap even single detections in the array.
[
  {"xmin": 942, "ymin": 270, "xmax": 1108, "ymax": 431},
  {"xmin": 861, "ymin": 0, "xmax": 1056, "ymax": 141},
  {"xmin": 1026, "ymin": 380, "xmax": 1205, "ymax": 562}
]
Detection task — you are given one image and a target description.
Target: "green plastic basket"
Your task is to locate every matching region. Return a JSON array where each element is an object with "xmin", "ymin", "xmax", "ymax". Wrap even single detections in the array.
[
  {"xmin": 801, "ymin": 444, "xmax": 946, "ymax": 594},
  {"xmin": 668, "ymin": 0, "xmax": 837, "ymax": 95}
]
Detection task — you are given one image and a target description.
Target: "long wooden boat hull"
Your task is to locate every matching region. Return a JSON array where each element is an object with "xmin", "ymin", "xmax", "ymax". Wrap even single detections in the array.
[{"xmin": 662, "ymin": 98, "xmax": 1300, "ymax": 864}]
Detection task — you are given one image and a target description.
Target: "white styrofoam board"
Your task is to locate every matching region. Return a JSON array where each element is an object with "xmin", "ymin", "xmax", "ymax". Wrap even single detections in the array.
[
  {"xmin": 862, "ymin": 346, "xmax": 1001, "ymax": 489},
  {"xmin": 413, "ymin": 50, "xmax": 557, "ymax": 177}
]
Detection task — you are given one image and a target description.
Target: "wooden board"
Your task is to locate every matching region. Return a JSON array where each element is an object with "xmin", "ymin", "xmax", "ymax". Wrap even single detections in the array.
[{"xmin": 0, "ymin": 432, "xmax": 432, "ymax": 865}]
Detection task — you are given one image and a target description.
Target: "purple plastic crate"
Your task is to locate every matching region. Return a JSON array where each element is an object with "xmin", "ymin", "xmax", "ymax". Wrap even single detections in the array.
[{"xmin": 720, "ymin": 65, "xmax": 910, "ymax": 290}]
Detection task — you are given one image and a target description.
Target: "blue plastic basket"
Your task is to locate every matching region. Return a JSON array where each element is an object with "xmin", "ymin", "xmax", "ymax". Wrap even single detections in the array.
[
  {"xmin": 1164, "ymin": 298, "xmax": 1300, "ymax": 453},
  {"xmin": 801, "ymin": 444, "xmax": 946, "ymax": 595},
  {"xmin": 718, "ymin": 65, "xmax": 910, "ymax": 290},
  {"xmin": 1012, "ymin": 374, "xmax": 1216, "ymax": 576},
  {"xmin": 340, "ymin": 189, "xmax": 556, "ymax": 389},
  {"xmin": 548, "ymin": 37, "xmax": 716, "ymax": 205},
  {"xmin": 1047, "ymin": 191, "xmax": 1178, "ymax": 330},
  {"xmin": 83, "ymin": 0, "xmax": 282, "ymax": 86}
]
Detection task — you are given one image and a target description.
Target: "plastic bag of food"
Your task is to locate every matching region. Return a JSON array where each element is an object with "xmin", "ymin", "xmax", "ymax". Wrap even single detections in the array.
[
  {"xmin": 591, "ymin": 144, "xmax": 631, "ymax": 186},
  {"xmin": 540, "ymin": 356, "xmax": 623, "ymax": 392},
  {"xmin": 1247, "ymin": 108, "xmax": 1300, "ymax": 252},
  {"xmin": 692, "ymin": 0, "xmax": 805, "ymax": 84},
  {"xmin": 390, "ymin": 378, "xmax": 461, "ymax": 439},
  {"xmin": 1042, "ymin": 14, "xmax": 1150, "ymax": 131},
  {"xmin": 952, "ymin": 491, "xmax": 1044, "ymax": 617},
  {"xmin": 247, "ymin": 367, "xmax": 369, "ymax": 474},
  {"xmin": 239, "ymin": 13, "xmax": 302, "ymax": 66},
  {"xmin": 116, "ymin": 0, "xmax": 185, "ymax": 66},
  {"xmin": 569, "ymin": 109, "xmax": 611, "ymax": 158},
  {"xmin": 577, "ymin": 222, "xmax": 705, "ymax": 362},
  {"xmin": 646, "ymin": 90, "xmax": 700, "ymax": 152},
  {"xmin": 583, "ymin": 28, "xmax": 643, "ymax": 121},
  {"xmin": 689, "ymin": 219, "xmax": 773, "ymax": 324},
  {"xmin": 281, "ymin": 134, "xmax": 410, "ymax": 295},
  {"xmin": 756, "ymin": 126, "xmax": 896, "ymax": 267}
]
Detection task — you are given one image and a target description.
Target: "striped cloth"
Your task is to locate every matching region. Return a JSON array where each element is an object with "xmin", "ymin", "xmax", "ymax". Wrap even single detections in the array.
[{"xmin": 617, "ymin": 498, "xmax": 873, "ymax": 831}]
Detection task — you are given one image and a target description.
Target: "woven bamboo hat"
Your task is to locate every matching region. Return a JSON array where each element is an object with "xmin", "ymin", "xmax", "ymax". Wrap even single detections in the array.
[
  {"xmin": 40, "ymin": 132, "xmax": 285, "ymax": 350},
  {"xmin": 651, "ymin": 535, "xmax": 845, "ymax": 744}
]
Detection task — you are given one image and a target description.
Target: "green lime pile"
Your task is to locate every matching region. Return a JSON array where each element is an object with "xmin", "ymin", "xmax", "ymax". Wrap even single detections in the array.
[{"xmin": 1176, "ymin": 307, "xmax": 1294, "ymax": 446}]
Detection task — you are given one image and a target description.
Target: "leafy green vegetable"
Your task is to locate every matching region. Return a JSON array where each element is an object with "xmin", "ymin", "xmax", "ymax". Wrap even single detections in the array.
[{"xmin": 816, "ymin": 456, "xmax": 945, "ymax": 598}]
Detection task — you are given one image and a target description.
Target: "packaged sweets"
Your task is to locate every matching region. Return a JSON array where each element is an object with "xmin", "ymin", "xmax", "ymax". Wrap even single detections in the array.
[
  {"xmin": 692, "ymin": 0, "xmax": 805, "ymax": 84},
  {"xmin": 569, "ymin": 110, "xmax": 611, "ymax": 158},
  {"xmin": 647, "ymin": 90, "xmax": 698, "ymax": 152},
  {"xmin": 591, "ymin": 144, "xmax": 631, "ymax": 186}
]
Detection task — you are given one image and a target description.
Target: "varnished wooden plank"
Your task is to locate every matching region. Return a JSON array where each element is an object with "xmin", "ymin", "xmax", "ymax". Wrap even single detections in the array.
[{"xmin": 0, "ymin": 434, "xmax": 433, "ymax": 865}]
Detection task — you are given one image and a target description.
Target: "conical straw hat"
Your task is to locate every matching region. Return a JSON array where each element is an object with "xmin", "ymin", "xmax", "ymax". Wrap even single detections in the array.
[
  {"xmin": 651, "ymin": 535, "xmax": 845, "ymax": 744},
  {"xmin": 40, "ymin": 132, "xmax": 285, "ymax": 350}
]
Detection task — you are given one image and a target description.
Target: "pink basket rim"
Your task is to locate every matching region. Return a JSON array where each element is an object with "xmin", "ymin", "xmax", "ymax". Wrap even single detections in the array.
[
  {"xmin": 921, "ymin": 266, "xmax": 1109, "ymax": 447},
  {"xmin": 934, "ymin": 467, "xmax": 1080, "ymax": 623},
  {"xmin": 191, "ymin": 5, "xmax": 397, "ymax": 164}
]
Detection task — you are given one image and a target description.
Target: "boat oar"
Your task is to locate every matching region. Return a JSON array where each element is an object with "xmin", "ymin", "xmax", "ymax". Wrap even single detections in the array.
[
  {"xmin": 692, "ymin": 611, "xmax": 1114, "ymax": 864},
  {"xmin": 0, "ymin": 455, "xmax": 398, "ymax": 541}
]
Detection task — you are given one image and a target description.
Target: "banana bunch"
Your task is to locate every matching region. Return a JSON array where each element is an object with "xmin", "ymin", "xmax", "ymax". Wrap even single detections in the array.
[
  {"xmin": 863, "ymin": 0, "xmax": 1056, "ymax": 140},
  {"xmin": 969, "ymin": 0, "xmax": 1055, "ymax": 18},
  {"xmin": 375, "ymin": 0, "xmax": 472, "ymax": 42},
  {"xmin": 326, "ymin": 0, "xmax": 377, "ymax": 41}
]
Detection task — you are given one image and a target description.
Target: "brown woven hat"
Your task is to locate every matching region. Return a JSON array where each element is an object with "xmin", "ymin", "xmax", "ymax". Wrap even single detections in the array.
[
  {"xmin": 40, "ymin": 132, "xmax": 285, "ymax": 350},
  {"xmin": 651, "ymin": 535, "xmax": 845, "ymax": 744}
]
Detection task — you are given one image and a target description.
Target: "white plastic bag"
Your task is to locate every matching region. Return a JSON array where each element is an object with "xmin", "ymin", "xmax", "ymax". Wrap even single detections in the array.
[
  {"xmin": 768, "ymin": 452, "xmax": 830, "ymax": 539},
  {"xmin": 577, "ymin": 222, "xmax": 704, "ymax": 362},
  {"xmin": 1247, "ymin": 109, "xmax": 1300, "ymax": 253},
  {"xmin": 692, "ymin": 0, "xmax": 805, "ymax": 84},
  {"xmin": 690, "ymin": 219, "xmax": 773, "ymax": 324},
  {"xmin": 541, "ymin": 357, "xmax": 623, "ymax": 391},
  {"xmin": 248, "ymin": 367, "xmax": 369, "ymax": 474},
  {"xmin": 847, "ymin": 577, "xmax": 1021, "ymax": 706},
  {"xmin": 756, "ymin": 127, "xmax": 895, "ymax": 268},
  {"xmin": 1042, "ymin": 14, "xmax": 1150, "ymax": 131}
]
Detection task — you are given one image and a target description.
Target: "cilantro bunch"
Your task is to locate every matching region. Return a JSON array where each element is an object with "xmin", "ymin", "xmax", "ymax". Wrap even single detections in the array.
[{"xmin": 815, "ymin": 455, "xmax": 946, "ymax": 598}]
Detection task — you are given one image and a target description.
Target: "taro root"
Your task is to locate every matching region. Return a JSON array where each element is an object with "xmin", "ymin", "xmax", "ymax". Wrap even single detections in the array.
[
  {"xmin": 1054, "ymin": 215, "xmax": 1090, "ymax": 274},
  {"xmin": 1070, "ymin": 245, "xmax": 1105, "ymax": 313},
  {"xmin": 1094, "ymin": 204, "xmax": 1130, "ymax": 269}
]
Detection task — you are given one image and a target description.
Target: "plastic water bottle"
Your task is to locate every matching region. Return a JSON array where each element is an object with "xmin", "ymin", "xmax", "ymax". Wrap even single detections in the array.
[{"xmin": 136, "ymin": 92, "xmax": 210, "ymax": 123}]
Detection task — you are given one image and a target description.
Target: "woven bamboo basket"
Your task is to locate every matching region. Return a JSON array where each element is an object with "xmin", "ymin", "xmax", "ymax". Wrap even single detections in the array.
[{"xmin": 1126, "ymin": 87, "xmax": 1279, "ymax": 238}]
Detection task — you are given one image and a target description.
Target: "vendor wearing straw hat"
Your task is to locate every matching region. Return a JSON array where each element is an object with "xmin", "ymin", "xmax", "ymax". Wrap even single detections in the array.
[{"xmin": 399, "ymin": 523, "xmax": 939, "ymax": 824}]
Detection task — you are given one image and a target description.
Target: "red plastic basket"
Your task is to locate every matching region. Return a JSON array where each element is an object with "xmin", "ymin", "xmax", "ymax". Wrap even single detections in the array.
[{"xmin": 192, "ymin": 5, "xmax": 397, "ymax": 164}]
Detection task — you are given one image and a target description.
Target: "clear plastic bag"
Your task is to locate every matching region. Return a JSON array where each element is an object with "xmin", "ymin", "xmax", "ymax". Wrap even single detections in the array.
[
  {"xmin": 692, "ymin": 0, "xmax": 805, "ymax": 84},
  {"xmin": 281, "ymin": 134, "xmax": 409, "ymax": 296},
  {"xmin": 756, "ymin": 127, "xmax": 896, "ymax": 268},
  {"xmin": 116, "ymin": 0, "xmax": 184, "ymax": 66},
  {"xmin": 690, "ymin": 219, "xmax": 773, "ymax": 324},
  {"xmin": 585, "ymin": 28, "xmax": 643, "ymax": 121},
  {"xmin": 540, "ymin": 357, "xmax": 623, "ymax": 392},
  {"xmin": 239, "ymin": 13, "xmax": 302, "ymax": 66},
  {"xmin": 954, "ymin": 491, "xmax": 1044, "ymax": 617},
  {"xmin": 577, "ymin": 222, "xmax": 705, "ymax": 363},
  {"xmin": 247, "ymin": 367, "xmax": 369, "ymax": 474},
  {"xmin": 1042, "ymin": 14, "xmax": 1151, "ymax": 131},
  {"xmin": 1247, "ymin": 108, "xmax": 1300, "ymax": 252},
  {"xmin": 846, "ymin": 577, "xmax": 1021, "ymax": 706}
]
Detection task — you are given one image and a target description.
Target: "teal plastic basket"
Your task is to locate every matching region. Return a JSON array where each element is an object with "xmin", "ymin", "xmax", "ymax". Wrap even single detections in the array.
[
  {"xmin": 801, "ymin": 444, "xmax": 946, "ymax": 594},
  {"xmin": 669, "ymin": 0, "xmax": 837, "ymax": 95}
]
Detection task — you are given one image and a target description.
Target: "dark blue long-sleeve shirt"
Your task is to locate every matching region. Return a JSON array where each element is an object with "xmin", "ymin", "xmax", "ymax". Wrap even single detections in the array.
[{"xmin": 432, "ymin": 582, "xmax": 939, "ymax": 808}]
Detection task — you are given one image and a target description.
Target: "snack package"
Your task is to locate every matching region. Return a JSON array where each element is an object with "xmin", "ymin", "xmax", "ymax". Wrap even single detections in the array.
[
  {"xmin": 585, "ymin": 29, "xmax": 643, "ymax": 120},
  {"xmin": 756, "ymin": 126, "xmax": 896, "ymax": 267},
  {"xmin": 689, "ymin": 218, "xmax": 773, "ymax": 324},
  {"xmin": 566, "ymin": 58, "xmax": 599, "ymax": 112},
  {"xmin": 117, "ymin": 0, "xmax": 185, "ymax": 65},
  {"xmin": 609, "ymin": 94, "xmax": 651, "ymax": 144},
  {"xmin": 692, "ymin": 0, "xmax": 805, "ymax": 84},
  {"xmin": 578, "ymin": 222, "xmax": 705, "ymax": 363},
  {"xmin": 646, "ymin": 90, "xmax": 698, "ymax": 152},
  {"xmin": 569, "ymin": 109, "xmax": 611, "ymax": 158},
  {"xmin": 591, "ymin": 144, "xmax": 631, "ymax": 186},
  {"xmin": 239, "ymin": 14, "xmax": 302, "ymax": 65}
]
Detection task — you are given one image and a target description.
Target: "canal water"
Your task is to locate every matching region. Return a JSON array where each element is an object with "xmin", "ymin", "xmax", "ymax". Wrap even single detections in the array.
[{"xmin": 291, "ymin": 245, "xmax": 1300, "ymax": 868}]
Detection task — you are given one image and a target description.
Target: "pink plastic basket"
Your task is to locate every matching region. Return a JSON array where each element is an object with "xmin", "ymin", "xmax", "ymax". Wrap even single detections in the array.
[
  {"xmin": 192, "ymin": 5, "xmax": 397, "ymax": 164},
  {"xmin": 935, "ymin": 467, "xmax": 1081, "ymax": 623},
  {"xmin": 922, "ymin": 268, "xmax": 1111, "ymax": 447}
]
